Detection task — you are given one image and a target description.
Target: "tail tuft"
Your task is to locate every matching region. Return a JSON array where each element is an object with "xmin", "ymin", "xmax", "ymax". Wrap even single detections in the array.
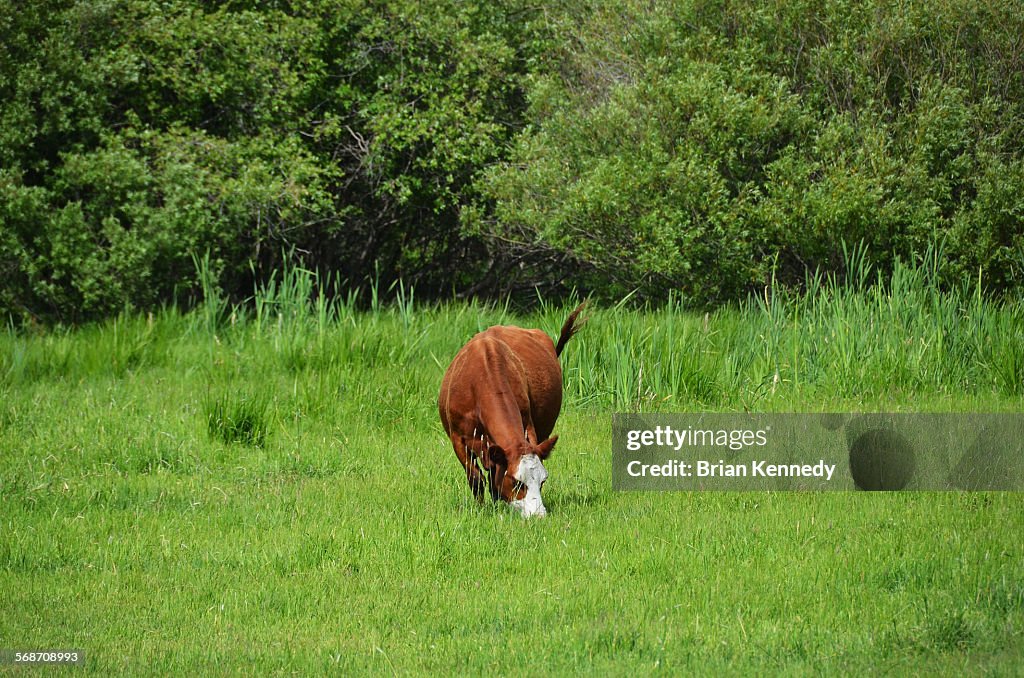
[{"xmin": 555, "ymin": 300, "xmax": 589, "ymax": 357}]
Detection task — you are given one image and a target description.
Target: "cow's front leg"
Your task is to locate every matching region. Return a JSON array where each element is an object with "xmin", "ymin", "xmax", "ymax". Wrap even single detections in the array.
[{"xmin": 451, "ymin": 434, "xmax": 486, "ymax": 501}]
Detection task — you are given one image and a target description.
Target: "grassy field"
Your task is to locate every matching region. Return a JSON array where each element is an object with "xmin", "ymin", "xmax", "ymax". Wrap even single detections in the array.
[{"xmin": 2, "ymin": 262, "xmax": 1023, "ymax": 674}]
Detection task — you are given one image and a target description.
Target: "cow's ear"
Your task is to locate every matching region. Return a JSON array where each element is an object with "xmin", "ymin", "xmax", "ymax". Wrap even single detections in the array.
[{"xmin": 536, "ymin": 436, "xmax": 558, "ymax": 460}]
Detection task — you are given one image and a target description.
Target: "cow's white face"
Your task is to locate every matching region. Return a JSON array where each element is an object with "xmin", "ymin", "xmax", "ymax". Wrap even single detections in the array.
[{"xmin": 509, "ymin": 454, "xmax": 548, "ymax": 518}]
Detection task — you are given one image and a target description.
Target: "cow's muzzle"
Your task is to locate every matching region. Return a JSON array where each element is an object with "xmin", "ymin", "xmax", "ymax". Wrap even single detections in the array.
[{"xmin": 512, "ymin": 496, "xmax": 547, "ymax": 518}]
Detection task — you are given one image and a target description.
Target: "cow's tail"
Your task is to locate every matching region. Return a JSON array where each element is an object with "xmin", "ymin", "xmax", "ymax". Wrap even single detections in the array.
[{"xmin": 555, "ymin": 300, "xmax": 589, "ymax": 357}]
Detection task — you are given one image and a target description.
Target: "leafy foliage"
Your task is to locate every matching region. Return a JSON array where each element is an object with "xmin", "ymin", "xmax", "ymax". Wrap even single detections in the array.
[
  {"xmin": 1, "ymin": 0, "xmax": 1023, "ymax": 321},
  {"xmin": 478, "ymin": 0, "xmax": 1024, "ymax": 304},
  {"xmin": 0, "ymin": 0, "xmax": 543, "ymax": 322}
]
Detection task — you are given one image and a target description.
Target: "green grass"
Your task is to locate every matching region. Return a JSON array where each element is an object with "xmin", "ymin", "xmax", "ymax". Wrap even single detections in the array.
[
  {"xmin": 205, "ymin": 392, "xmax": 271, "ymax": 448},
  {"xmin": 1, "ymin": 263, "xmax": 1023, "ymax": 674}
]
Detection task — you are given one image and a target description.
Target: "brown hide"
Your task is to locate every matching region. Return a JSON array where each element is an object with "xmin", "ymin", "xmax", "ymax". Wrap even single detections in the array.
[{"xmin": 438, "ymin": 303, "xmax": 586, "ymax": 507}]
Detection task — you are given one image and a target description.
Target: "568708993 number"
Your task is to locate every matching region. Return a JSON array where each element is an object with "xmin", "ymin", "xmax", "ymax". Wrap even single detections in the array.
[{"xmin": 1, "ymin": 649, "xmax": 83, "ymax": 665}]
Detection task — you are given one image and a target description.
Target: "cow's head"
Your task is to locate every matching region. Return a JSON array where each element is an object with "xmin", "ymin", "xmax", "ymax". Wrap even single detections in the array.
[{"xmin": 487, "ymin": 437, "xmax": 557, "ymax": 518}]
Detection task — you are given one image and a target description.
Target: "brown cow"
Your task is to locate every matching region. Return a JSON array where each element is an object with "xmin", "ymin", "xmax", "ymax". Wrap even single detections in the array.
[{"xmin": 438, "ymin": 303, "xmax": 587, "ymax": 517}]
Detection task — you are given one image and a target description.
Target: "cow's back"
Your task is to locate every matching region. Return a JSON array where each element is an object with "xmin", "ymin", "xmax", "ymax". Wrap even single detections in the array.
[
  {"xmin": 479, "ymin": 326, "xmax": 563, "ymax": 441},
  {"xmin": 438, "ymin": 331, "xmax": 526, "ymax": 437}
]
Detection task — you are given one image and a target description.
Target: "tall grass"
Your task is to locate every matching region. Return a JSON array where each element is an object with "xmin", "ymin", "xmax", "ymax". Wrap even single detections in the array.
[
  {"xmin": 561, "ymin": 247, "xmax": 1024, "ymax": 411},
  {"xmin": 205, "ymin": 392, "xmax": 271, "ymax": 447},
  {"xmin": 1, "ymin": 249, "xmax": 1021, "ymax": 416},
  {"xmin": 1, "ymin": 250, "xmax": 1018, "ymax": 498}
]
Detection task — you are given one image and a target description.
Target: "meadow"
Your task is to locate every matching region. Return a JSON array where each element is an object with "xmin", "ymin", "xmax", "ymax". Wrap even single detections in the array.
[{"xmin": 2, "ymin": 259, "xmax": 1023, "ymax": 674}]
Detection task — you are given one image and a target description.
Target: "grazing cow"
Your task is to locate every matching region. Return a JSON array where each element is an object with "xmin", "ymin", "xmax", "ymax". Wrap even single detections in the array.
[{"xmin": 438, "ymin": 303, "xmax": 587, "ymax": 517}]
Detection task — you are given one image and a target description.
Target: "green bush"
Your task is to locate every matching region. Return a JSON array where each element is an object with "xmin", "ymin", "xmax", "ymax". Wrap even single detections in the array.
[
  {"xmin": 0, "ymin": 0, "xmax": 542, "ymax": 322},
  {"xmin": 476, "ymin": 0, "xmax": 1024, "ymax": 305},
  {"xmin": 1, "ymin": 0, "xmax": 1022, "ymax": 321},
  {"xmin": 1, "ymin": 127, "xmax": 331, "ymax": 320}
]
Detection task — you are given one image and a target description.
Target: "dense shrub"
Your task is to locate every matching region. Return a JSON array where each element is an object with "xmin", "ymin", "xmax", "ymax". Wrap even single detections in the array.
[
  {"xmin": 0, "ymin": 0, "xmax": 542, "ymax": 322},
  {"xmin": 1, "ymin": 0, "xmax": 1022, "ymax": 321},
  {"xmin": 476, "ymin": 0, "xmax": 1024, "ymax": 304}
]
